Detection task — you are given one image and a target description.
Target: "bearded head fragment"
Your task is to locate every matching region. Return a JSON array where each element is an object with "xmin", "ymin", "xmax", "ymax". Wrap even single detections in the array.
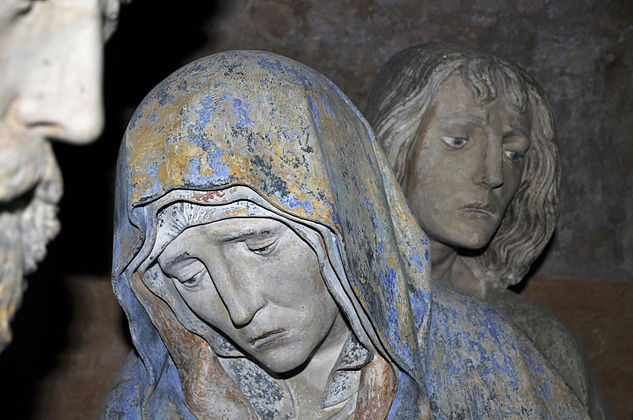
[{"xmin": 0, "ymin": 0, "xmax": 120, "ymax": 351}]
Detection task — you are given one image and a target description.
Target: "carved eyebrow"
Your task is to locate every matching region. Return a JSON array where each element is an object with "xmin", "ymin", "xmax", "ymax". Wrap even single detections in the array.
[
  {"xmin": 215, "ymin": 228, "xmax": 274, "ymax": 243},
  {"xmin": 439, "ymin": 115, "xmax": 487, "ymax": 126},
  {"xmin": 164, "ymin": 251, "xmax": 194, "ymax": 267},
  {"xmin": 506, "ymin": 125, "xmax": 530, "ymax": 139}
]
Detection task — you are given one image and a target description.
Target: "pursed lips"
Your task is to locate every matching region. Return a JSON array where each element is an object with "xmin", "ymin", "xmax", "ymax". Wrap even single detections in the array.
[
  {"xmin": 459, "ymin": 203, "xmax": 496, "ymax": 218},
  {"xmin": 250, "ymin": 328, "xmax": 288, "ymax": 349}
]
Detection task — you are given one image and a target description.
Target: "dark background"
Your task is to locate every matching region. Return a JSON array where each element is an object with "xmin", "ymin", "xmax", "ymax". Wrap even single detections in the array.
[{"xmin": 1, "ymin": 1, "xmax": 631, "ymax": 418}]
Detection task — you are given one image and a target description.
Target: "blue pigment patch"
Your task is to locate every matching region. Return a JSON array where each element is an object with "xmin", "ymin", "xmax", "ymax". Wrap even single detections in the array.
[
  {"xmin": 157, "ymin": 92, "xmax": 175, "ymax": 105},
  {"xmin": 382, "ymin": 264, "xmax": 396, "ymax": 289},
  {"xmin": 187, "ymin": 154, "xmax": 229, "ymax": 184},
  {"xmin": 148, "ymin": 112, "xmax": 158, "ymax": 122},
  {"xmin": 321, "ymin": 94, "xmax": 335, "ymax": 117},
  {"xmin": 277, "ymin": 191, "xmax": 313, "ymax": 215},
  {"xmin": 195, "ymin": 94, "xmax": 215, "ymax": 129},
  {"xmin": 323, "ymin": 197, "xmax": 340, "ymax": 225},
  {"xmin": 128, "ymin": 109, "xmax": 144, "ymax": 130},
  {"xmin": 409, "ymin": 287, "xmax": 430, "ymax": 326},
  {"xmin": 411, "ymin": 252, "xmax": 426, "ymax": 273},
  {"xmin": 232, "ymin": 98, "xmax": 255, "ymax": 127},
  {"xmin": 362, "ymin": 196, "xmax": 373, "ymax": 217},
  {"xmin": 375, "ymin": 240, "xmax": 385, "ymax": 257},
  {"xmin": 138, "ymin": 160, "xmax": 163, "ymax": 199},
  {"xmin": 256, "ymin": 56, "xmax": 314, "ymax": 88}
]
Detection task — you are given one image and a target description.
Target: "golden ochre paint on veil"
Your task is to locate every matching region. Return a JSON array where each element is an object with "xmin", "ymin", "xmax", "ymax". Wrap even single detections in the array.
[
  {"xmin": 124, "ymin": 62, "xmax": 334, "ymax": 224},
  {"xmin": 102, "ymin": 51, "xmax": 587, "ymax": 420},
  {"xmin": 116, "ymin": 51, "xmax": 430, "ymax": 383}
]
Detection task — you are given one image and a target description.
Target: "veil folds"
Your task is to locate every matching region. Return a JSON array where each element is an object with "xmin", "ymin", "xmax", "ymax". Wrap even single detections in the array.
[{"xmin": 102, "ymin": 51, "xmax": 585, "ymax": 420}]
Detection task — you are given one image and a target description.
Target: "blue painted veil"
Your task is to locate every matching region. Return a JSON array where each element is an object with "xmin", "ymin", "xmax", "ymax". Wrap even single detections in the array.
[{"xmin": 100, "ymin": 51, "xmax": 586, "ymax": 419}]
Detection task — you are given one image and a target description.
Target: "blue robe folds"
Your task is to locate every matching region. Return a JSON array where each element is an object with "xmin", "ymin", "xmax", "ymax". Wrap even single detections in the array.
[{"xmin": 101, "ymin": 51, "xmax": 586, "ymax": 419}]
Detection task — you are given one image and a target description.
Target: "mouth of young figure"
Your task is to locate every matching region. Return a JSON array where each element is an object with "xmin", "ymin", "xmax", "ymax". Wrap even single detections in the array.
[
  {"xmin": 459, "ymin": 203, "xmax": 495, "ymax": 218},
  {"xmin": 251, "ymin": 329, "xmax": 288, "ymax": 349}
]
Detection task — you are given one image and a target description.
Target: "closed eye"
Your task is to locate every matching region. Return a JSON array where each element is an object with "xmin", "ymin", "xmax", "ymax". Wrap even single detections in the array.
[
  {"xmin": 246, "ymin": 239, "xmax": 279, "ymax": 256},
  {"xmin": 163, "ymin": 259, "xmax": 206, "ymax": 288},
  {"xmin": 181, "ymin": 269, "xmax": 205, "ymax": 288},
  {"xmin": 441, "ymin": 136, "xmax": 468, "ymax": 148}
]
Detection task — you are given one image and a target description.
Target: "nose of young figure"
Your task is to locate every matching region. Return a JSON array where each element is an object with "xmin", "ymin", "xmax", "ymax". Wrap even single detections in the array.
[
  {"xmin": 474, "ymin": 134, "xmax": 504, "ymax": 189},
  {"xmin": 14, "ymin": 8, "xmax": 105, "ymax": 144},
  {"xmin": 214, "ymin": 267, "xmax": 265, "ymax": 328}
]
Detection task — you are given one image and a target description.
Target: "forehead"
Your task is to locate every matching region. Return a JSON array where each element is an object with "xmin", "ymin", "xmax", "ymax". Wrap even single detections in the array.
[
  {"xmin": 159, "ymin": 217, "xmax": 286, "ymax": 256},
  {"xmin": 432, "ymin": 71, "xmax": 531, "ymax": 128}
]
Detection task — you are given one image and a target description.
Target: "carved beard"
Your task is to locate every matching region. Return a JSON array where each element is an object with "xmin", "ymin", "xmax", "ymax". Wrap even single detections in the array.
[{"xmin": 0, "ymin": 138, "xmax": 62, "ymax": 352}]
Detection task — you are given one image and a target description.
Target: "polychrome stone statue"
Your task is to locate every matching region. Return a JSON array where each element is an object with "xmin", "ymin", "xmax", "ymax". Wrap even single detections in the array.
[
  {"xmin": 100, "ymin": 50, "xmax": 586, "ymax": 419},
  {"xmin": 0, "ymin": 0, "xmax": 120, "ymax": 351},
  {"xmin": 365, "ymin": 42, "xmax": 614, "ymax": 419}
]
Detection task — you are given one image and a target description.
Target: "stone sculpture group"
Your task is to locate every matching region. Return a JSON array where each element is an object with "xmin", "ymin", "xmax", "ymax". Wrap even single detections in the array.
[
  {"xmin": 99, "ymin": 50, "xmax": 598, "ymax": 419},
  {"xmin": 0, "ymin": 3, "xmax": 614, "ymax": 417},
  {"xmin": 365, "ymin": 43, "xmax": 614, "ymax": 419}
]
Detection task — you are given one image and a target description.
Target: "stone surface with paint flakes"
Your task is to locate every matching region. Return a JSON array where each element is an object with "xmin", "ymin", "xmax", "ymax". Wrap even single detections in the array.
[
  {"xmin": 100, "ymin": 50, "xmax": 587, "ymax": 419},
  {"xmin": 364, "ymin": 42, "xmax": 615, "ymax": 419}
]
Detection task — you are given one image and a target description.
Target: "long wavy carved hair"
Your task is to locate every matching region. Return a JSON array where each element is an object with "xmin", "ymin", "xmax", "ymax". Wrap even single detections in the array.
[{"xmin": 365, "ymin": 43, "xmax": 560, "ymax": 290}]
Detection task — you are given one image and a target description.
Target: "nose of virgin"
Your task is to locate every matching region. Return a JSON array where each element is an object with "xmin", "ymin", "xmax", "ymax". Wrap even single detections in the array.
[{"xmin": 212, "ymin": 265, "xmax": 266, "ymax": 328}]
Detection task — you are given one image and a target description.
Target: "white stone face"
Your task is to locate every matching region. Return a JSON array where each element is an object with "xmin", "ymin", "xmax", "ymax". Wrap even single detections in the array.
[
  {"xmin": 157, "ymin": 217, "xmax": 341, "ymax": 375},
  {"xmin": 0, "ymin": 0, "xmax": 120, "ymax": 351}
]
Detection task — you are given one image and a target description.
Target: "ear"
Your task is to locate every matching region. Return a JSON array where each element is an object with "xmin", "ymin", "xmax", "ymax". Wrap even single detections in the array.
[{"xmin": 130, "ymin": 271, "xmax": 257, "ymax": 419}]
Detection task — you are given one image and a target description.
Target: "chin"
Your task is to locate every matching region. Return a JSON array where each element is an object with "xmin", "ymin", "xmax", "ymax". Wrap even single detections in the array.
[
  {"xmin": 458, "ymin": 236, "xmax": 492, "ymax": 251},
  {"xmin": 440, "ymin": 227, "xmax": 496, "ymax": 251},
  {"xmin": 258, "ymin": 349, "xmax": 309, "ymax": 375},
  {"xmin": 456, "ymin": 219, "xmax": 501, "ymax": 250}
]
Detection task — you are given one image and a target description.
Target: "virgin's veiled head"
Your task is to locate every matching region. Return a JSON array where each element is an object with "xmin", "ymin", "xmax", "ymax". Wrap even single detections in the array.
[
  {"xmin": 105, "ymin": 50, "xmax": 588, "ymax": 420},
  {"xmin": 111, "ymin": 50, "xmax": 431, "ymax": 418}
]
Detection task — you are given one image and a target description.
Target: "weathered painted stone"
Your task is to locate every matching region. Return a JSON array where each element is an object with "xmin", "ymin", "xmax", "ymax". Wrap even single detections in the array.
[
  {"xmin": 365, "ymin": 42, "xmax": 614, "ymax": 419},
  {"xmin": 203, "ymin": 0, "xmax": 633, "ymax": 282},
  {"xmin": 100, "ymin": 50, "xmax": 587, "ymax": 419}
]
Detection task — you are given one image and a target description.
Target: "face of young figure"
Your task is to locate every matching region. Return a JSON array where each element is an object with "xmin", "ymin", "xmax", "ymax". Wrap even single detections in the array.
[
  {"xmin": 157, "ymin": 217, "xmax": 340, "ymax": 374},
  {"xmin": 405, "ymin": 71, "xmax": 531, "ymax": 250}
]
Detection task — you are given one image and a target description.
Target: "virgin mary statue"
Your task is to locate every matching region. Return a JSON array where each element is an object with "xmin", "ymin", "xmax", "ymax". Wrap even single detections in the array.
[{"xmin": 100, "ymin": 51, "xmax": 586, "ymax": 419}]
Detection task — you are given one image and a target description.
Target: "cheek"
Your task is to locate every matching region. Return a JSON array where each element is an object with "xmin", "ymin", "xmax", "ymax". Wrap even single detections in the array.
[
  {"xmin": 177, "ymin": 283, "xmax": 231, "ymax": 328},
  {"xmin": 272, "ymin": 249, "xmax": 325, "ymax": 298},
  {"xmin": 276, "ymin": 245, "xmax": 334, "ymax": 314},
  {"xmin": 407, "ymin": 149, "xmax": 462, "ymax": 213},
  {"xmin": 499, "ymin": 163, "xmax": 525, "ymax": 201}
]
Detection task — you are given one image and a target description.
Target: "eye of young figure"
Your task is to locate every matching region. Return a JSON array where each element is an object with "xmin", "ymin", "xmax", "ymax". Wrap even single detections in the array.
[
  {"xmin": 441, "ymin": 135, "xmax": 468, "ymax": 148},
  {"xmin": 502, "ymin": 134, "xmax": 530, "ymax": 163},
  {"xmin": 437, "ymin": 118, "xmax": 529, "ymax": 165}
]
